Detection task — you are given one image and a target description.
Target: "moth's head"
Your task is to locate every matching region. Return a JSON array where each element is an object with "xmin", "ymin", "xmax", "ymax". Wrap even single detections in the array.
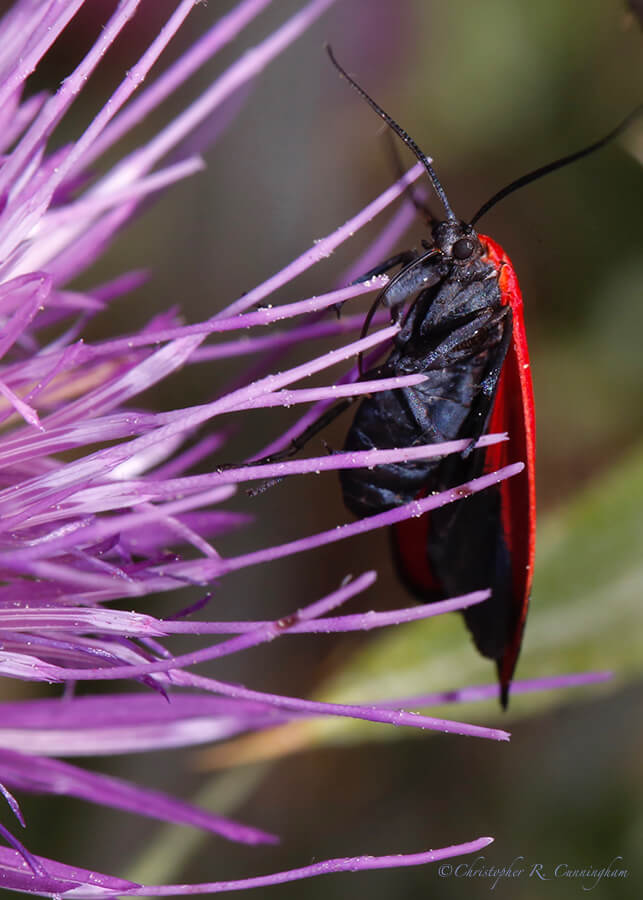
[{"xmin": 432, "ymin": 220, "xmax": 482, "ymax": 263}]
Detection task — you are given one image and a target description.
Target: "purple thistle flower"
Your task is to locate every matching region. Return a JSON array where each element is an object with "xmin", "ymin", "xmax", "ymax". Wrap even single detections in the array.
[{"xmin": 0, "ymin": 1, "xmax": 607, "ymax": 896}]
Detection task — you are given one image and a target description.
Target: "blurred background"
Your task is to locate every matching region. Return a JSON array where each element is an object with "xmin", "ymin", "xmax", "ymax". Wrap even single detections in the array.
[{"xmin": 11, "ymin": 0, "xmax": 643, "ymax": 897}]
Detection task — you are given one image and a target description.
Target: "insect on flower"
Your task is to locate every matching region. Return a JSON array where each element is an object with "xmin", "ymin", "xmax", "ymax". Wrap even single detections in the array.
[
  {"xmin": 0, "ymin": 0, "xmax": 629, "ymax": 893},
  {"xmin": 263, "ymin": 48, "xmax": 639, "ymax": 708}
]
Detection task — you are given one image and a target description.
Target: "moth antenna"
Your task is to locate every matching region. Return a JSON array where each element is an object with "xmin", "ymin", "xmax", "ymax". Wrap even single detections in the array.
[
  {"xmin": 326, "ymin": 45, "xmax": 457, "ymax": 223},
  {"xmin": 470, "ymin": 105, "xmax": 642, "ymax": 226}
]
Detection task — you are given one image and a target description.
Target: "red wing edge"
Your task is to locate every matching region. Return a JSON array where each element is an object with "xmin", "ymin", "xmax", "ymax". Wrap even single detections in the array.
[{"xmin": 480, "ymin": 234, "xmax": 536, "ymax": 705}]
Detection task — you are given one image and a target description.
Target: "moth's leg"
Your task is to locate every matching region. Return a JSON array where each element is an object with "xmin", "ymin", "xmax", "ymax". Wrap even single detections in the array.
[{"xmin": 350, "ymin": 250, "xmax": 418, "ymax": 285}]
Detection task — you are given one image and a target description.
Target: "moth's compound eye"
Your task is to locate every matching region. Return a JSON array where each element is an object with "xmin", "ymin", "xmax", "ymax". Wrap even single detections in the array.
[{"xmin": 452, "ymin": 237, "xmax": 475, "ymax": 260}]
